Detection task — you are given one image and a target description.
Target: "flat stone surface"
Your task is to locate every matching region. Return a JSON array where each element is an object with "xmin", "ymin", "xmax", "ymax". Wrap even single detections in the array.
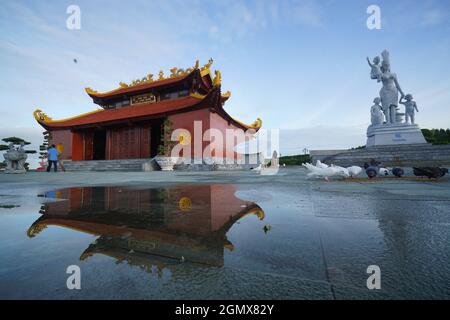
[{"xmin": 0, "ymin": 168, "xmax": 449, "ymax": 299}]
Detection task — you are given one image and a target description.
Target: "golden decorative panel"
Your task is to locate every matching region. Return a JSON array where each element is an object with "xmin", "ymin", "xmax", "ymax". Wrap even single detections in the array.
[{"xmin": 130, "ymin": 93, "xmax": 157, "ymax": 105}]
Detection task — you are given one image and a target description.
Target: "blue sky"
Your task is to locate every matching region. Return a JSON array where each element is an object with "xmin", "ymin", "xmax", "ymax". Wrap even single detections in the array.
[{"xmin": 1, "ymin": 0, "xmax": 450, "ymax": 161}]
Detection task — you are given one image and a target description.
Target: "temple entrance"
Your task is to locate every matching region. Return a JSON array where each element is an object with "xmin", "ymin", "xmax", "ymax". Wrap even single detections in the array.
[
  {"xmin": 81, "ymin": 120, "xmax": 164, "ymax": 160},
  {"xmin": 93, "ymin": 130, "xmax": 106, "ymax": 160},
  {"xmin": 150, "ymin": 119, "xmax": 163, "ymax": 157}
]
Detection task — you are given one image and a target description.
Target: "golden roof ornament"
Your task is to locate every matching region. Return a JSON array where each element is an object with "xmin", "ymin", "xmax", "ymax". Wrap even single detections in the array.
[
  {"xmin": 213, "ymin": 70, "xmax": 222, "ymax": 86},
  {"xmin": 33, "ymin": 109, "xmax": 52, "ymax": 122},
  {"xmin": 201, "ymin": 58, "xmax": 213, "ymax": 71},
  {"xmin": 251, "ymin": 118, "xmax": 263, "ymax": 129},
  {"xmin": 85, "ymin": 87, "xmax": 98, "ymax": 94},
  {"xmin": 170, "ymin": 67, "xmax": 178, "ymax": 78},
  {"xmin": 87, "ymin": 60, "xmax": 215, "ymax": 93},
  {"xmin": 222, "ymin": 91, "xmax": 231, "ymax": 98}
]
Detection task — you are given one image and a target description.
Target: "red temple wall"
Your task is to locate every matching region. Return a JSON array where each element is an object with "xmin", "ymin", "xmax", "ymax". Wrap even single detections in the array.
[
  {"xmin": 169, "ymin": 109, "xmax": 210, "ymax": 159},
  {"xmin": 49, "ymin": 130, "xmax": 72, "ymax": 160},
  {"xmin": 209, "ymin": 112, "xmax": 246, "ymax": 160},
  {"xmin": 169, "ymin": 109, "xmax": 250, "ymax": 161}
]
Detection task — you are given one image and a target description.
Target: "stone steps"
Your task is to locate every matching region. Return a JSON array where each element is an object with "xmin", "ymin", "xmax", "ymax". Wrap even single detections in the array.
[
  {"xmin": 318, "ymin": 144, "xmax": 450, "ymax": 167},
  {"xmin": 61, "ymin": 158, "xmax": 261, "ymax": 172},
  {"xmin": 62, "ymin": 159, "xmax": 158, "ymax": 172}
]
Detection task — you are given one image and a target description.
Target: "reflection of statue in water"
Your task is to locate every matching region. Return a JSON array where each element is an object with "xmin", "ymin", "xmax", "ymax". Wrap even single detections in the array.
[
  {"xmin": 3, "ymin": 142, "xmax": 28, "ymax": 174},
  {"xmin": 368, "ymin": 50, "xmax": 405, "ymax": 124},
  {"xmin": 370, "ymin": 97, "xmax": 384, "ymax": 126}
]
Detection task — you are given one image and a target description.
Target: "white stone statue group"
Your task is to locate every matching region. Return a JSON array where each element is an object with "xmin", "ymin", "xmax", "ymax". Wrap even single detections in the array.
[
  {"xmin": 3, "ymin": 142, "xmax": 28, "ymax": 174},
  {"xmin": 367, "ymin": 50, "xmax": 419, "ymax": 126}
]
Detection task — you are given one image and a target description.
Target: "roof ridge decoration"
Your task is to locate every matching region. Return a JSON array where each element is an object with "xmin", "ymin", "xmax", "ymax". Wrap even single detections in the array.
[
  {"xmin": 234, "ymin": 117, "xmax": 263, "ymax": 130},
  {"xmin": 222, "ymin": 91, "xmax": 231, "ymax": 98},
  {"xmin": 33, "ymin": 109, "xmax": 52, "ymax": 122},
  {"xmin": 33, "ymin": 108, "xmax": 104, "ymax": 124},
  {"xmin": 85, "ymin": 59, "xmax": 218, "ymax": 97},
  {"xmin": 213, "ymin": 70, "xmax": 221, "ymax": 87}
]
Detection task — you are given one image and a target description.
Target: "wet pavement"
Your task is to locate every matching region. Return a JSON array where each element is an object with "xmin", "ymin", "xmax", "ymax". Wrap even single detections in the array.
[{"xmin": 0, "ymin": 168, "xmax": 449, "ymax": 299}]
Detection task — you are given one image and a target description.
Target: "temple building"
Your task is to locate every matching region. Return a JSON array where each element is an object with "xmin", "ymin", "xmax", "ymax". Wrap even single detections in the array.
[{"xmin": 33, "ymin": 59, "xmax": 262, "ymax": 169}]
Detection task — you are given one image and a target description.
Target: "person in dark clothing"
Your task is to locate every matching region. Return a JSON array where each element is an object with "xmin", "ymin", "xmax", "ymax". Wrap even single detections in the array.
[{"xmin": 47, "ymin": 145, "xmax": 58, "ymax": 172}]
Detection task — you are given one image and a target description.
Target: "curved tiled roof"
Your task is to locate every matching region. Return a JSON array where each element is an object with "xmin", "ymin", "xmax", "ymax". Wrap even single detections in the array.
[
  {"xmin": 34, "ymin": 95, "xmax": 206, "ymax": 130},
  {"xmin": 85, "ymin": 72, "xmax": 194, "ymax": 99},
  {"xmin": 34, "ymin": 88, "xmax": 262, "ymax": 131}
]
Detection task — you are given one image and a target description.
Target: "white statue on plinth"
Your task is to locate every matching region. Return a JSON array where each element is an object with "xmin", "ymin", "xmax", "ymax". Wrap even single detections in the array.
[
  {"xmin": 365, "ymin": 50, "xmax": 427, "ymax": 147},
  {"xmin": 3, "ymin": 142, "xmax": 28, "ymax": 174},
  {"xmin": 368, "ymin": 50, "xmax": 406, "ymax": 124},
  {"xmin": 399, "ymin": 94, "xmax": 419, "ymax": 124}
]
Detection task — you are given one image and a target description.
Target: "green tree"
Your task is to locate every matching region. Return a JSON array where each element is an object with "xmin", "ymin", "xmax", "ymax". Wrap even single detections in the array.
[
  {"xmin": 422, "ymin": 128, "xmax": 450, "ymax": 145},
  {"xmin": 157, "ymin": 119, "xmax": 176, "ymax": 156},
  {"xmin": 39, "ymin": 131, "xmax": 52, "ymax": 163},
  {"xmin": 279, "ymin": 154, "xmax": 311, "ymax": 166}
]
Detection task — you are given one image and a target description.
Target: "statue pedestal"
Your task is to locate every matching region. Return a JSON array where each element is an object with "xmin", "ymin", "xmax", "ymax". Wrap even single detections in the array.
[{"xmin": 366, "ymin": 123, "xmax": 427, "ymax": 147}]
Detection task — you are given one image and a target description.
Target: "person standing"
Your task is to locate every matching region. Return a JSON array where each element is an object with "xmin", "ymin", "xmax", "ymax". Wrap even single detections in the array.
[{"xmin": 47, "ymin": 144, "xmax": 58, "ymax": 172}]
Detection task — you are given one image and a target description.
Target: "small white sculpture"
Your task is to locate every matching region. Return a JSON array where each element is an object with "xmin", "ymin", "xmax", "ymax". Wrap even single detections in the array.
[
  {"xmin": 256, "ymin": 151, "xmax": 279, "ymax": 176},
  {"xmin": 270, "ymin": 151, "xmax": 279, "ymax": 168},
  {"xmin": 370, "ymin": 97, "xmax": 384, "ymax": 126},
  {"xmin": 367, "ymin": 56, "xmax": 382, "ymax": 82},
  {"xmin": 399, "ymin": 94, "xmax": 419, "ymax": 124},
  {"xmin": 3, "ymin": 142, "xmax": 28, "ymax": 174}
]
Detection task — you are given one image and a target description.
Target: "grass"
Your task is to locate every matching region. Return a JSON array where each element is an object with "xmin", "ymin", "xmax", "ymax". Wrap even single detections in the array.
[{"xmin": 279, "ymin": 154, "xmax": 311, "ymax": 166}]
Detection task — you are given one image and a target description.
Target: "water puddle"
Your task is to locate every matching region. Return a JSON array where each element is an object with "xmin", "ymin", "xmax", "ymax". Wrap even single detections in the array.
[{"xmin": 29, "ymin": 184, "xmax": 265, "ymax": 267}]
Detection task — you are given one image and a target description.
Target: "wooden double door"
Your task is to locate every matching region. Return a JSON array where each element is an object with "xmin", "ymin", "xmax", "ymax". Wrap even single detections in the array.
[{"xmin": 82, "ymin": 122, "xmax": 162, "ymax": 160}]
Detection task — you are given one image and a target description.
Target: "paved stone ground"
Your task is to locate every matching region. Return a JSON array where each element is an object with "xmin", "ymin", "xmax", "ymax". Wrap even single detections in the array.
[{"xmin": 0, "ymin": 167, "xmax": 449, "ymax": 299}]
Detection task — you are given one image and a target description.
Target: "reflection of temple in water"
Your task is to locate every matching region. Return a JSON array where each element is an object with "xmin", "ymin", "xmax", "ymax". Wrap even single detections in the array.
[{"xmin": 28, "ymin": 185, "xmax": 264, "ymax": 271}]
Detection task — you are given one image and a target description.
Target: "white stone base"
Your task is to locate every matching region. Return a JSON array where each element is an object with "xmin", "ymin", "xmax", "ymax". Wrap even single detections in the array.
[{"xmin": 366, "ymin": 123, "xmax": 427, "ymax": 147}]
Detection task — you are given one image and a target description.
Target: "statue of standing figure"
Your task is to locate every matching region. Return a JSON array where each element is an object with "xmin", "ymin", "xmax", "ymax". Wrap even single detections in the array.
[
  {"xmin": 370, "ymin": 97, "xmax": 384, "ymax": 126},
  {"xmin": 400, "ymin": 94, "xmax": 419, "ymax": 124},
  {"xmin": 368, "ymin": 50, "xmax": 406, "ymax": 124}
]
